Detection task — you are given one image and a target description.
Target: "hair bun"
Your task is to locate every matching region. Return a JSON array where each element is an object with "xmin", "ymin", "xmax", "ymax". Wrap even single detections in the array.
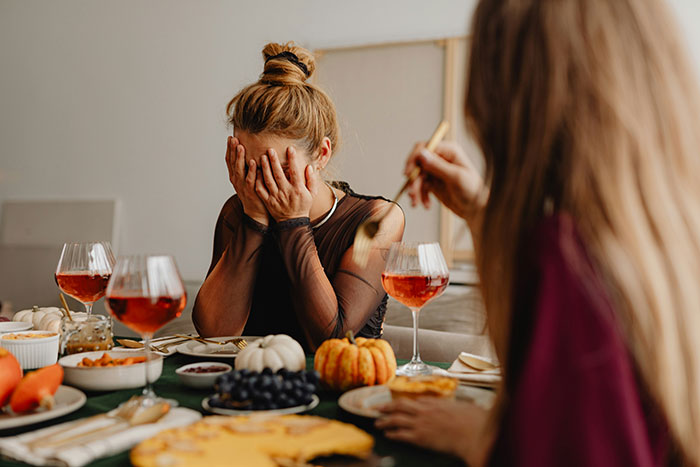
[{"xmin": 261, "ymin": 42, "xmax": 316, "ymax": 86}]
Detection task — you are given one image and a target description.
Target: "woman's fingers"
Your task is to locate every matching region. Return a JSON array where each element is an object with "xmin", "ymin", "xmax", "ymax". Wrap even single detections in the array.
[
  {"xmin": 286, "ymin": 147, "xmax": 304, "ymax": 188},
  {"xmin": 268, "ymin": 149, "xmax": 291, "ymax": 189},
  {"xmin": 254, "ymin": 173, "xmax": 270, "ymax": 202},
  {"xmin": 245, "ymin": 158, "xmax": 257, "ymax": 188},
  {"xmin": 417, "ymin": 149, "xmax": 460, "ymax": 183},
  {"xmin": 260, "ymin": 154, "xmax": 279, "ymax": 196},
  {"xmin": 305, "ymin": 165, "xmax": 317, "ymax": 195},
  {"xmin": 235, "ymin": 144, "xmax": 246, "ymax": 183}
]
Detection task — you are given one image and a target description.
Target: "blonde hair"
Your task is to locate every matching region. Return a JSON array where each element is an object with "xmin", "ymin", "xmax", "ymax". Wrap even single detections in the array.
[
  {"xmin": 226, "ymin": 42, "xmax": 340, "ymax": 158},
  {"xmin": 467, "ymin": 0, "xmax": 700, "ymax": 463}
]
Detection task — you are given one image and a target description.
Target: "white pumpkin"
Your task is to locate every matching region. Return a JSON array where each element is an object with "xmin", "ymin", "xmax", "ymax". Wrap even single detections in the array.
[
  {"xmin": 235, "ymin": 334, "xmax": 305, "ymax": 372},
  {"xmin": 13, "ymin": 306, "xmax": 82, "ymax": 333}
]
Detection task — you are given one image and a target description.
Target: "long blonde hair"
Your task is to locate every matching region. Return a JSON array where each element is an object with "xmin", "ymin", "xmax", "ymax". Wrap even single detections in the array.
[
  {"xmin": 466, "ymin": 0, "xmax": 700, "ymax": 463},
  {"xmin": 226, "ymin": 42, "xmax": 340, "ymax": 157}
]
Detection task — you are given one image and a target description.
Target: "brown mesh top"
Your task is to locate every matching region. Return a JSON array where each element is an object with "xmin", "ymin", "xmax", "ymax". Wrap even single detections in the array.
[{"xmin": 192, "ymin": 183, "xmax": 405, "ymax": 351}]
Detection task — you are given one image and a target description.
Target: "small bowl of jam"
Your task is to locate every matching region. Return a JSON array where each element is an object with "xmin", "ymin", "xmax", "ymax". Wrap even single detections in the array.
[{"xmin": 176, "ymin": 362, "xmax": 232, "ymax": 389}]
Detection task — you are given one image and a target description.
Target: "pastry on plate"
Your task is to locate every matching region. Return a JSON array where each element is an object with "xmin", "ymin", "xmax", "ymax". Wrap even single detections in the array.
[{"xmin": 388, "ymin": 375, "xmax": 458, "ymax": 400}]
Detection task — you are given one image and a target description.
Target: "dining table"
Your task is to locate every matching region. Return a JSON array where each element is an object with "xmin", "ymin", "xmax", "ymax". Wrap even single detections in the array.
[{"xmin": 0, "ymin": 340, "xmax": 467, "ymax": 467}]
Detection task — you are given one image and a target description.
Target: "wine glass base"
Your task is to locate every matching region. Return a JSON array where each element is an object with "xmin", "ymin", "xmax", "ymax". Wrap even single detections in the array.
[{"xmin": 396, "ymin": 361, "xmax": 442, "ymax": 376}]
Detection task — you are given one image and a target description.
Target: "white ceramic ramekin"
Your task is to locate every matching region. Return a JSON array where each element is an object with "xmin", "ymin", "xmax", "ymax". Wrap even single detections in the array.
[{"xmin": 0, "ymin": 330, "xmax": 59, "ymax": 369}]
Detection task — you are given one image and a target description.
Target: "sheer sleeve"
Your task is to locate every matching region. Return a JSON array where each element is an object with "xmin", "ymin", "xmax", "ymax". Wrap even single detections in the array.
[
  {"xmin": 274, "ymin": 201, "xmax": 404, "ymax": 350},
  {"xmin": 192, "ymin": 196, "xmax": 267, "ymax": 337}
]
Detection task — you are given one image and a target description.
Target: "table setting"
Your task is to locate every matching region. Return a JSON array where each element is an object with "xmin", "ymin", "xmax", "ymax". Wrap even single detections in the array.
[{"xmin": 0, "ymin": 156, "xmax": 500, "ymax": 465}]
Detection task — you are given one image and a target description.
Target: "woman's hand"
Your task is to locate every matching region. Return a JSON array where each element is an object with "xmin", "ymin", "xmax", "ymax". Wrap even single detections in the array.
[
  {"xmin": 375, "ymin": 397, "xmax": 493, "ymax": 466},
  {"xmin": 226, "ymin": 137, "xmax": 269, "ymax": 226},
  {"xmin": 255, "ymin": 146, "xmax": 317, "ymax": 222},
  {"xmin": 406, "ymin": 141, "xmax": 487, "ymax": 228}
]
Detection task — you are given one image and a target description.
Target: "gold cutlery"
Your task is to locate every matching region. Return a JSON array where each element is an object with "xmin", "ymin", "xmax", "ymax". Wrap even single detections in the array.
[
  {"xmin": 116, "ymin": 338, "xmax": 188, "ymax": 352},
  {"xmin": 174, "ymin": 334, "xmax": 248, "ymax": 350},
  {"xmin": 352, "ymin": 120, "xmax": 450, "ymax": 267}
]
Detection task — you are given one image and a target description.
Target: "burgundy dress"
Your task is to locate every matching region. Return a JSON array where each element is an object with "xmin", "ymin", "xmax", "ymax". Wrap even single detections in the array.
[{"xmin": 488, "ymin": 215, "xmax": 671, "ymax": 466}]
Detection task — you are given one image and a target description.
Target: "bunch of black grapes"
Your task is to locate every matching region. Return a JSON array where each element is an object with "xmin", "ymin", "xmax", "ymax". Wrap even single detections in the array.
[{"xmin": 210, "ymin": 368, "xmax": 320, "ymax": 411}]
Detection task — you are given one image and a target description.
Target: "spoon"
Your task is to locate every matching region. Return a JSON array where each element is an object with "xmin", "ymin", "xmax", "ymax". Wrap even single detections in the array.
[{"xmin": 458, "ymin": 352, "xmax": 499, "ymax": 371}]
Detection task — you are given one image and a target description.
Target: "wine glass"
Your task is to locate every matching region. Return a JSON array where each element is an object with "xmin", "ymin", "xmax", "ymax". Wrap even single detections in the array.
[
  {"xmin": 105, "ymin": 255, "xmax": 186, "ymax": 404},
  {"xmin": 381, "ymin": 242, "xmax": 449, "ymax": 376},
  {"xmin": 55, "ymin": 242, "xmax": 116, "ymax": 316}
]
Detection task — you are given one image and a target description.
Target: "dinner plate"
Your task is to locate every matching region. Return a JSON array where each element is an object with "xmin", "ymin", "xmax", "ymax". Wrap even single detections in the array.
[
  {"xmin": 338, "ymin": 384, "xmax": 497, "ymax": 419},
  {"xmin": 0, "ymin": 385, "xmax": 86, "ymax": 430},
  {"xmin": 176, "ymin": 336, "xmax": 260, "ymax": 359},
  {"xmin": 201, "ymin": 394, "xmax": 319, "ymax": 416}
]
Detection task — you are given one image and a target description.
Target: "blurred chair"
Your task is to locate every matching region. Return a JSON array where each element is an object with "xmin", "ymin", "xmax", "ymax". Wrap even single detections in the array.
[{"xmin": 0, "ymin": 199, "xmax": 119, "ymax": 315}]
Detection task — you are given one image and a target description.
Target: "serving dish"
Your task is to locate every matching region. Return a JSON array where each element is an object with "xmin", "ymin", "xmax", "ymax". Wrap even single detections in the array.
[
  {"xmin": 176, "ymin": 362, "xmax": 232, "ymax": 389},
  {"xmin": 58, "ymin": 350, "xmax": 163, "ymax": 391},
  {"xmin": 201, "ymin": 394, "xmax": 319, "ymax": 416},
  {"xmin": 0, "ymin": 330, "xmax": 59, "ymax": 369}
]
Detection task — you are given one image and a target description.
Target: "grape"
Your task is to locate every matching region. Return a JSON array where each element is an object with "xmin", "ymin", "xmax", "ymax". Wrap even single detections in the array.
[
  {"xmin": 258, "ymin": 374, "xmax": 272, "ymax": 390},
  {"xmin": 262, "ymin": 367, "xmax": 273, "ymax": 376},
  {"xmin": 277, "ymin": 393, "xmax": 291, "ymax": 408},
  {"xmin": 268, "ymin": 376, "xmax": 283, "ymax": 394},
  {"xmin": 304, "ymin": 383, "xmax": 316, "ymax": 394},
  {"xmin": 277, "ymin": 368, "xmax": 290, "ymax": 379},
  {"xmin": 282, "ymin": 380, "xmax": 294, "ymax": 393},
  {"xmin": 239, "ymin": 369, "xmax": 251, "ymax": 378},
  {"xmin": 230, "ymin": 371, "xmax": 242, "ymax": 382},
  {"xmin": 306, "ymin": 370, "xmax": 320, "ymax": 385}
]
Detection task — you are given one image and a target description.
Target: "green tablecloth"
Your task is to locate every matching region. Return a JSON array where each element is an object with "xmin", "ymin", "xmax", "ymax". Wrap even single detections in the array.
[{"xmin": 1, "ymin": 350, "xmax": 464, "ymax": 467}]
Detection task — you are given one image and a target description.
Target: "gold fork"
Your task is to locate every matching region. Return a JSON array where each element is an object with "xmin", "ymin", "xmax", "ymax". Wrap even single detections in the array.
[{"xmin": 352, "ymin": 120, "xmax": 450, "ymax": 267}]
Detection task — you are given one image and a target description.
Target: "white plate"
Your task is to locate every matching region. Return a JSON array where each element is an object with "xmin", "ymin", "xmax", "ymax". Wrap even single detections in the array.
[
  {"xmin": 176, "ymin": 336, "xmax": 260, "ymax": 359},
  {"xmin": 202, "ymin": 394, "xmax": 319, "ymax": 416},
  {"xmin": 338, "ymin": 384, "xmax": 496, "ymax": 419},
  {"xmin": 0, "ymin": 385, "xmax": 86, "ymax": 430},
  {"xmin": 58, "ymin": 350, "xmax": 163, "ymax": 391},
  {"xmin": 0, "ymin": 322, "xmax": 33, "ymax": 334}
]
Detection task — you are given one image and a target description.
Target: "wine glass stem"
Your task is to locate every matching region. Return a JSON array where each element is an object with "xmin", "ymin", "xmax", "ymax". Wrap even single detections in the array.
[
  {"xmin": 84, "ymin": 302, "xmax": 93, "ymax": 317},
  {"xmin": 410, "ymin": 307, "xmax": 422, "ymax": 364},
  {"xmin": 142, "ymin": 334, "xmax": 155, "ymax": 400}
]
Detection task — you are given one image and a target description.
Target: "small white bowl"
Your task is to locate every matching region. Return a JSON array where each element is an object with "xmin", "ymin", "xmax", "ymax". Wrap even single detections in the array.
[
  {"xmin": 0, "ymin": 321, "xmax": 33, "ymax": 334},
  {"xmin": 176, "ymin": 362, "xmax": 232, "ymax": 389},
  {"xmin": 0, "ymin": 330, "xmax": 59, "ymax": 369},
  {"xmin": 59, "ymin": 350, "xmax": 163, "ymax": 391}
]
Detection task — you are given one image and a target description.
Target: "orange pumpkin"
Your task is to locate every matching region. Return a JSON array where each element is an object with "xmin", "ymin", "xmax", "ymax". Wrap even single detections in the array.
[
  {"xmin": 10, "ymin": 363, "xmax": 63, "ymax": 413},
  {"xmin": 314, "ymin": 331, "xmax": 397, "ymax": 391},
  {"xmin": 0, "ymin": 348, "xmax": 22, "ymax": 407}
]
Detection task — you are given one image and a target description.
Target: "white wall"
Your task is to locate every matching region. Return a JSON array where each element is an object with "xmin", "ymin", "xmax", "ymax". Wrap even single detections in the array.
[
  {"xmin": 2, "ymin": 0, "xmax": 700, "ymax": 283},
  {"xmin": 0, "ymin": 0, "xmax": 475, "ymax": 281}
]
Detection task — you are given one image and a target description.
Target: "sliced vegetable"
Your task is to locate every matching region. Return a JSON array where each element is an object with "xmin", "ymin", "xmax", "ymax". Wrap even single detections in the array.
[{"xmin": 10, "ymin": 364, "xmax": 63, "ymax": 413}]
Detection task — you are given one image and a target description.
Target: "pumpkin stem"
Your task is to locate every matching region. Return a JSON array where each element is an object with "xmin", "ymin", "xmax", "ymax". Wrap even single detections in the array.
[{"xmin": 345, "ymin": 330, "xmax": 357, "ymax": 346}]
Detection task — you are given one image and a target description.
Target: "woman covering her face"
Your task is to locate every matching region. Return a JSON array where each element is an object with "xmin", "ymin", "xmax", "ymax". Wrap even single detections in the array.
[
  {"xmin": 377, "ymin": 1, "xmax": 700, "ymax": 465},
  {"xmin": 192, "ymin": 42, "xmax": 404, "ymax": 351}
]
